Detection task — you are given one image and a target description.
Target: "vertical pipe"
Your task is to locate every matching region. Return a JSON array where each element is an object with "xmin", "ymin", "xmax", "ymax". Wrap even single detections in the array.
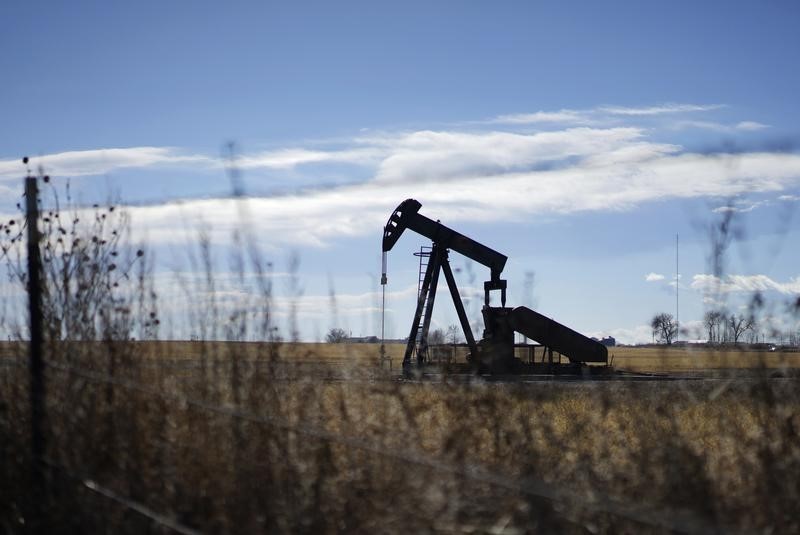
[
  {"xmin": 676, "ymin": 233, "xmax": 679, "ymax": 343},
  {"xmin": 380, "ymin": 252, "xmax": 387, "ymax": 366},
  {"xmin": 25, "ymin": 176, "xmax": 46, "ymax": 530}
]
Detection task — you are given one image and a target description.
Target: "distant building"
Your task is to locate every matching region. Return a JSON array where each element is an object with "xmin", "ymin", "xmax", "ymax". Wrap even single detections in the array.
[
  {"xmin": 600, "ymin": 336, "xmax": 616, "ymax": 347},
  {"xmin": 345, "ymin": 336, "xmax": 380, "ymax": 343}
]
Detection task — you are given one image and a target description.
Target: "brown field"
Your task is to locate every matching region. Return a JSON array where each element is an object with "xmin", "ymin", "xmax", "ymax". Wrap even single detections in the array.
[
  {"xmin": 608, "ymin": 345, "xmax": 800, "ymax": 372},
  {"xmin": 2, "ymin": 340, "xmax": 800, "ymax": 533},
  {"xmin": 5, "ymin": 339, "xmax": 795, "ymax": 369}
]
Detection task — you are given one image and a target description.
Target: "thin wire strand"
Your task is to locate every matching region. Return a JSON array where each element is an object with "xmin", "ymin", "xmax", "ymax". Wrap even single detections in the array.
[{"xmin": 42, "ymin": 457, "xmax": 200, "ymax": 535}]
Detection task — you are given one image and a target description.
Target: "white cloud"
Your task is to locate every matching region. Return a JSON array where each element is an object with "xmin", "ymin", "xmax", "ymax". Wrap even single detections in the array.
[
  {"xmin": 703, "ymin": 296, "xmax": 723, "ymax": 306},
  {"xmin": 488, "ymin": 109, "xmax": 592, "ymax": 125},
  {"xmin": 645, "ymin": 272, "xmax": 665, "ymax": 282},
  {"xmin": 604, "ymin": 324, "xmax": 655, "ymax": 345},
  {"xmin": 100, "ymin": 146, "xmax": 800, "ymax": 250},
  {"xmin": 691, "ymin": 274, "xmax": 800, "ymax": 295},
  {"xmin": 4, "ymin": 105, "xmax": 797, "ymax": 250},
  {"xmin": 735, "ymin": 121, "xmax": 769, "ymax": 131},
  {"xmin": 712, "ymin": 199, "xmax": 768, "ymax": 213},
  {"xmin": 671, "ymin": 120, "xmax": 770, "ymax": 133},
  {"xmin": 0, "ymin": 147, "xmax": 210, "ymax": 181},
  {"xmin": 148, "ymin": 270, "xmax": 420, "ymax": 338},
  {"xmin": 598, "ymin": 103, "xmax": 725, "ymax": 116},
  {"xmin": 236, "ymin": 147, "xmax": 384, "ymax": 170},
  {"xmin": 486, "ymin": 102, "xmax": 724, "ymax": 126},
  {"xmin": 370, "ymin": 127, "xmax": 666, "ymax": 184},
  {"xmin": 778, "ymin": 194, "xmax": 800, "ymax": 202}
]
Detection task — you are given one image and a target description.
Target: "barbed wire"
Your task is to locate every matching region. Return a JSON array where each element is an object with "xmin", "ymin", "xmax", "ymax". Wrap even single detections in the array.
[{"xmin": 41, "ymin": 457, "xmax": 200, "ymax": 535}]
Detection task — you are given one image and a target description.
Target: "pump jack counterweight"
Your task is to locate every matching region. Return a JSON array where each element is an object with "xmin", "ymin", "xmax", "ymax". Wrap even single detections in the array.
[{"xmin": 382, "ymin": 199, "xmax": 609, "ymax": 375}]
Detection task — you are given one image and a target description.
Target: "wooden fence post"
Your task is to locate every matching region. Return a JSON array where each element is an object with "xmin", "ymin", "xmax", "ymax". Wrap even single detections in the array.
[{"xmin": 25, "ymin": 175, "xmax": 46, "ymax": 530}]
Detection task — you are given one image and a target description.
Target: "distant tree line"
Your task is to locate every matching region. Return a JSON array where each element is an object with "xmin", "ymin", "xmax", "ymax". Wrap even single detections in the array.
[
  {"xmin": 703, "ymin": 310, "xmax": 755, "ymax": 345},
  {"xmin": 650, "ymin": 310, "xmax": 758, "ymax": 345},
  {"xmin": 325, "ymin": 325, "xmax": 463, "ymax": 345}
]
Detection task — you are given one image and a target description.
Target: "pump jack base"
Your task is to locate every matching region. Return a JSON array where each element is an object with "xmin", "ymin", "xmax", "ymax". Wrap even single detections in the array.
[{"xmin": 400, "ymin": 359, "xmax": 616, "ymax": 380}]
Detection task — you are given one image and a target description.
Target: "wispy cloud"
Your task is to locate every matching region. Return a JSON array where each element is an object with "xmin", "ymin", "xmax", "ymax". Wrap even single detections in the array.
[
  {"xmin": 597, "ymin": 103, "xmax": 725, "ymax": 116},
  {"xmin": 735, "ymin": 121, "xmax": 769, "ymax": 131},
  {"xmin": 369, "ymin": 127, "xmax": 671, "ymax": 184},
  {"xmin": 691, "ymin": 274, "xmax": 800, "ymax": 295},
  {"xmin": 3, "ymin": 104, "xmax": 795, "ymax": 249},
  {"xmin": 667, "ymin": 274, "xmax": 683, "ymax": 289},
  {"xmin": 112, "ymin": 147, "xmax": 800, "ymax": 248},
  {"xmin": 712, "ymin": 199, "xmax": 768, "ymax": 213},
  {"xmin": 149, "ymin": 270, "xmax": 419, "ymax": 338},
  {"xmin": 604, "ymin": 324, "xmax": 656, "ymax": 345},
  {"xmin": 0, "ymin": 147, "xmax": 210, "ymax": 181},
  {"xmin": 488, "ymin": 109, "xmax": 592, "ymax": 125},
  {"xmin": 486, "ymin": 102, "xmax": 724, "ymax": 126},
  {"xmin": 671, "ymin": 120, "xmax": 770, "ymax": 133},
  {"xmin": 645, "ymin": 272, "xmax": 665, "ymax": 282},
  {"xmin": 236, "ymin": 147, "xmax": 384, "ymax": 170}
]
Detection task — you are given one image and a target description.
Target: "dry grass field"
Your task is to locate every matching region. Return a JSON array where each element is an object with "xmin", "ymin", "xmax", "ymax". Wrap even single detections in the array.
[
  {"xmin": 607, "ymin": 345, "xmax": 800, "ymax": 372},
  {"xmin": 5, "ymin": 339, "xmax": 787, "ymax": 370},
  {"xmin": 2, "ymin": 340, "xmax": 800, "ymax": 533}
]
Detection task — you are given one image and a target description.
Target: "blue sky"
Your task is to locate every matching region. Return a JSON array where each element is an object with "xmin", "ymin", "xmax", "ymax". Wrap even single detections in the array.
[{"xmin": 1, "ymin": 1, "xmax": 799, "ymax": 343}]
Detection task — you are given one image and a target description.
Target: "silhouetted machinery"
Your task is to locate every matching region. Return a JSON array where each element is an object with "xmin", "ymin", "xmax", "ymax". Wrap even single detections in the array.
[{"xmin": 381, "ymin": 199, "xmax": 608, "ymax": 374}]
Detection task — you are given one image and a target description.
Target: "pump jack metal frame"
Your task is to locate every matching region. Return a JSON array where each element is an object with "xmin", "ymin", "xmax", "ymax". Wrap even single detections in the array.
[
  {"xmin": 383, "ymin": 199, "xmax": 509, "ymax": 369},
  {"xmin": 382, "ymin": 198, "xmax": 608, "ymax": 374},
  {"xmin": 405, "ymin": 244, "xmax": 481, "ymax": 366}
]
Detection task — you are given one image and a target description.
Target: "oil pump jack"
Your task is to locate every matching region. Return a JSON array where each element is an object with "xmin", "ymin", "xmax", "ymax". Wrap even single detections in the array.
[{"xmin": 381, "ymin": 199, "xmax": 608, "ymax": 374}]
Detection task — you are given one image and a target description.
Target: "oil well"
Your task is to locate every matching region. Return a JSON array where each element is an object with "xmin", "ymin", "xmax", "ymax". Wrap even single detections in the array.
[{"xmin": 381, "ymin": 199, "xmax": 609, "ymax": 375}]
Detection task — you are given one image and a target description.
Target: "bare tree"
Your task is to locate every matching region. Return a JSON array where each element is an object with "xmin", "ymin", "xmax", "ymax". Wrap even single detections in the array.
[
  {"xmin": 728, "ymin": 314, "xmax": 754, "ymax": 345},
  {"xmin": 446, "ymin": 324, "xmax": 461, "ymax": 344},
  {"xmin": 428, "ymin": 328, "xmax": 445, "ymax": 345},
  {"xmin": 325, "ymin": 327, "xmax": 348, "ymax": 343},
  {"xmin": 651, "ymin": 313, "xmax": 677, "ymax": 345},
  {"xmin": 704, "ymin": 310, "xmax": 724, "ymax": 343}
]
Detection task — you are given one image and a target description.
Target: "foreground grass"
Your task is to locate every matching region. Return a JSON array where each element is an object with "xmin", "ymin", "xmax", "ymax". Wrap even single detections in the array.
[{"xmin": 2, "ymin": 342, "xmax": 799, "ymax": 533}]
